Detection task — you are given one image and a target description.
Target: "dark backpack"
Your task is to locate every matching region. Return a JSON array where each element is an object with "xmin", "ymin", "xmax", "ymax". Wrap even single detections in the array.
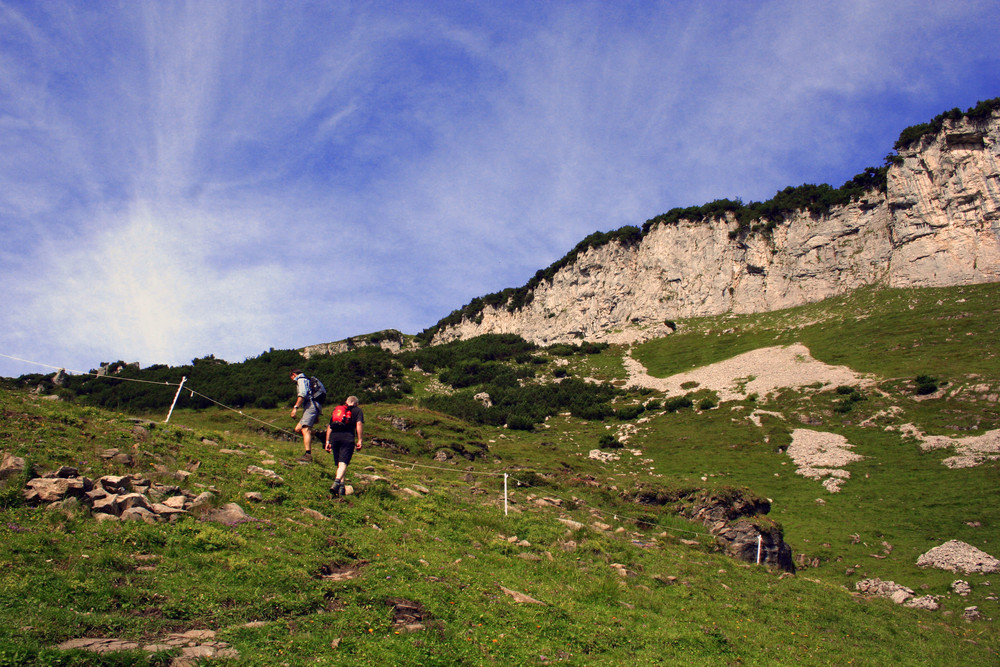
[
  {"xmin": 329, "ymin": 404, "xmax": 353, "ymax": 428},
  {"xmin": 308, "ymin": 376, "xmax": 327, "ymax": 405}
]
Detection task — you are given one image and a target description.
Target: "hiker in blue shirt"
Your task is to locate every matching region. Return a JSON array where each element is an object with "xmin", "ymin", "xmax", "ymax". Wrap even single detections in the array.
[{"xmin": 290, "ymin": 370, "xmax": 321, "ymax": 462}]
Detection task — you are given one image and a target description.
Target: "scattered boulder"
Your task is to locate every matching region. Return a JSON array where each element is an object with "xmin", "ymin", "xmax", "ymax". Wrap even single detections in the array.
[
  {"xmin": 904, "ymin": 595, "xmax": 941, "ymax": 611},
  {"xmin": 24, "ymin": 477, "xmax": 89, "ymax": 504},
  {"xmin": 378, "ymin": 415, "xmax": 412, "ymax": 431},
  {"xmin": 204, "ymin": 503, "xmax": 250, "ymax": 525},
  {"xmin": 189, "ymin": 491, "xmax": 216, "ymax": 509},
  {"xmin": 952, "ymin": 580, "xmax": 972, "ymax": 596},
  {"xmin": 0, "ymin": 453, "xmax": 26, "ymax": 481},
  {"xmin": 121, "ymin": 507, "xmax": 159, "ymax": 524},
  {"xmin": 301, "ymin": 507, "xmax": 329, "ymax": 521},
  {"xmin": 557, "ymin": 518, "xmax": 584, "ymax": 531},
  {"xmin": 917, "ymin": 540, "xmax": 1000, "ymax": 574},
  {"xmin": 856, "ymin": 578, "xmax": 914, "ymax": 604},
  {"xmin": 499, "ymin": 586, "xmax": 545, "ymax": 604},
  {"xmin": 246, "ymin": 465, "xmax": 284, "ymax": 485}
]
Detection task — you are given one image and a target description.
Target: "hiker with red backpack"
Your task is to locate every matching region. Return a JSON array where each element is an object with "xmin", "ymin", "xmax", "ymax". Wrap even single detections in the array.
[{"xmin": 325, "ymin": 395, "xmax": 364, "ymax": 496}]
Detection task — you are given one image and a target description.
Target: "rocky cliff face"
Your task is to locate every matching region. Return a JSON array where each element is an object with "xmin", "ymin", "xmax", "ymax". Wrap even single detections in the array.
[{"xmin": 433, "ymin": 113, "xmax": 1000, "ymax": 346}]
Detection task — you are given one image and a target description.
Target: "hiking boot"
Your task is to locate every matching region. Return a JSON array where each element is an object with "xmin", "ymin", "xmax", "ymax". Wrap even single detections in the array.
[
  {"xmin": 297, "ymin": 452, "xmax": 312, "ymax": 463},
  {"xmin": 330, "ymin": 481, "xmax": 342, "ymax": 497},
  {"xmin": 339, "ymin": 483, "xmax": 347, "ymax": 496}
]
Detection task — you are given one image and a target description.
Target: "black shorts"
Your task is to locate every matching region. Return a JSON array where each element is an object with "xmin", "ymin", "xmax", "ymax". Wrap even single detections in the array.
[{"xmin": 330, "ymin": 438, "xmax": 355, "ymax": 466}]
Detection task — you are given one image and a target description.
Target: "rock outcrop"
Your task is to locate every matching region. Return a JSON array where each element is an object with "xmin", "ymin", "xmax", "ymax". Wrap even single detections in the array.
[
  {"xmin": 301, "ymin": 329, "xmax": 416, "ymax": 359},
  {"xmin": 432, "ymin": 112, "xmax": 1000, "ymax": 346}
]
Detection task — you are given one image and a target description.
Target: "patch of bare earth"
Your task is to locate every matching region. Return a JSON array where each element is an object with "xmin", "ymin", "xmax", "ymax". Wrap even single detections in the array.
[
  {"xmin": 624, "ymin": 342, "xmax": 873, "ymax": 401},
  {"xmin": 896, "ymin": 424, "xmax": 1000, "ymax": 468},
  {"xmin": 787, "ymin": 429, "xmax": 864, "ymax": 492}
]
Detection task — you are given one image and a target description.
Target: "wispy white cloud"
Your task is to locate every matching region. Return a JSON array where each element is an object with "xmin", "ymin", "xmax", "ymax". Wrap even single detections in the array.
[{"xmin": 1, "ymin": 0, "xmax": 998, "ymax": 377}]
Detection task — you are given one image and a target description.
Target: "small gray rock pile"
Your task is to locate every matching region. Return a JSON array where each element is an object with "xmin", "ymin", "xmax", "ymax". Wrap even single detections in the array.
[
  {"xmin": 18, "ymin": 465, "xmax": 249, "ymax": 524},
  {"xmin": 917, "ymin": 540, "xmax": 1000, "ymax": 574},
  {"xmin": 855, "ymin": 578, "xmax": 941, "ymax": 610}
]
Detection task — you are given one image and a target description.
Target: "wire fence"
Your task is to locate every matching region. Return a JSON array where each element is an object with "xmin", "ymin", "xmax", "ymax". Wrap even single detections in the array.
[{"xmin": 2, "ymin": 352, "xmax": 714, "ymax": 540}]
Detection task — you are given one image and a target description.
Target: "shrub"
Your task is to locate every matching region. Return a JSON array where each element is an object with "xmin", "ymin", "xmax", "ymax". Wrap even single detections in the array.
[
  {"xmin": 663, "ymin": 396, "xmax": 694, "ymax": 413},
  {"xmin": 574, "ymin": 402, "xmax": 613, "ymax": 421},
  {"xmin": 834, "ymin": 391, "xmax": 866, "ymax": 413},
  {"xmin": 506, "ymin": 414, "xmax": 535, "ymax": 431},
  {"xmin": 914, "ymin": 375, "xmax": 939, "ymax": 395},
  {"xmin": 614, "ymin": 404, "xmax": 645, "ymax": 421},
  {"xmin": 599, "ymin": 434, "xmax": 623, "ymax": 449}
]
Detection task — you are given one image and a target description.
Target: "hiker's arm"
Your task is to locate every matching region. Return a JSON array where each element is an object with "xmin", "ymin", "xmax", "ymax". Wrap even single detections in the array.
[
  {"xmin": 324, "ymin": 424, "xmax": 332, "ymax": 452},
  {"xmin": 290, "ymin": 377, "xmax": 307, "ymax": 416},
  {"xmin": 355, "ymin": 420, "xmax": 363, "ymax": 450}
]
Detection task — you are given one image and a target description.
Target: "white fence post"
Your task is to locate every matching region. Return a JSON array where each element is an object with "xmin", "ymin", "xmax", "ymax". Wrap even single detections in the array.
[
  {"xmin": 165, "ymin": 376, "xmax": 187, "ymax": 423},
  {"xmin": 504, "ymin": 473, "xmax": 509, "ymax": 516}
]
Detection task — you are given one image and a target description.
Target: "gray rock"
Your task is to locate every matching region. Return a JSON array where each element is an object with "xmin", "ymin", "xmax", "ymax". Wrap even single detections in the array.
[
  {"xmin": 856, "ymin": 578, "xmax": 914, "ymax": 604},
  {"xmin": 91, "ymin": 494, "xmax": 120, "ymax": 515},
  {"xmin": 121, "ymin": 507, "xmax": 160, "ymax": 523},
  {"xmin": 117, "ymin": 493, "xmax": 152, "ymax": 512},
  {"xmin": 205, "ymin": 503, "xmax": 250, "ymax": 525},
  {"xmin": 190, "ymin": 491, "xmax": 215, "ymax": 509},
  {"xmin": 0, "ymin": 453, "xmax": 25, "ymax": 481},
  {"xmin": 23, "ymin": 477, "xmax": 86, "ymax": 504}
]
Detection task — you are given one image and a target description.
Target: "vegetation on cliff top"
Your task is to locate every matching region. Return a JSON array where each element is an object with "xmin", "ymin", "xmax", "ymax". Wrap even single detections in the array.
[{"xmin": 893, "ymin": 96, "xmax": 1000, "ymax": 150}]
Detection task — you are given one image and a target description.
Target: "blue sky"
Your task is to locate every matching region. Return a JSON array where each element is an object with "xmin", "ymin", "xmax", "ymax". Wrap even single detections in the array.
[{"xmin": 1, "ymin": 0, "xmax": 999, "ymax": 378}]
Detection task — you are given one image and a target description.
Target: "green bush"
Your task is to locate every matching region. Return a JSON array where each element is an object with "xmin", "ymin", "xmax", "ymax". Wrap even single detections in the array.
[
  {"xmin": 599, "ymin": 434, "xmax": 623, "ymax": 449},
  {"xmin": 914, "ymin": 374, "xmax": 939, "ymax": 395},
  {"xmin": 663, "ymin": 395, "xmax": 694, "ymax": 413},
  {"xmin": 614, "ymin": 404, "xmax": 645, "ymax": 421},
  {"xmin": 506, "ymin": 414, "xmax": 535, "ymax": 431}
]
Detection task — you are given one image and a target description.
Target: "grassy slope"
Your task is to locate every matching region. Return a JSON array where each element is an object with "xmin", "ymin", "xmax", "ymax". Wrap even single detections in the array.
[{"xmin": 1, "ymin": 284, "xmax": 999, "ymax": 666}]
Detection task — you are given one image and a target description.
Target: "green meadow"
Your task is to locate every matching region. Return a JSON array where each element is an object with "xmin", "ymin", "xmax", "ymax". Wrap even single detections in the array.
[{"xmin": 1, "ymin": 283, "xmax": 998, "ymax": 665}]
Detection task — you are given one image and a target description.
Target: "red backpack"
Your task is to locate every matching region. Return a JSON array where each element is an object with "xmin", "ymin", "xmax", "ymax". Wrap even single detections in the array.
[{"xmin": 329, "ymin": 404, "xmax": 353, "ymax": 427}]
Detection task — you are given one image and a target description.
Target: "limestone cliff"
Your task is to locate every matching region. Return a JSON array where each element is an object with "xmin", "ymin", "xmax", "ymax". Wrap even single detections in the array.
[{"xmin": 431, "ymin": 109, "xmax": 1000, "ymax": 346}]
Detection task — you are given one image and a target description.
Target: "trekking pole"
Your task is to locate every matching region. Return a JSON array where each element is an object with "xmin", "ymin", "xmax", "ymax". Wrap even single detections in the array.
[{"xmin": 164, "ymin": 376, "xmax": 187, "ymax": 423}]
